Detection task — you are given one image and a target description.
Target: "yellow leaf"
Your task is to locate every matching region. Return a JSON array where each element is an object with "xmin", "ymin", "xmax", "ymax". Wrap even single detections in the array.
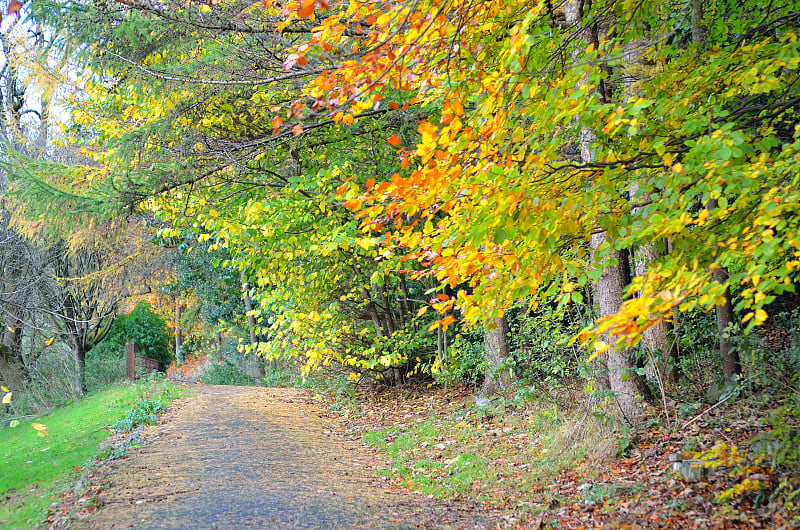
[
  {"xmin": 755, "ymin": 309, "xmax": 768, "ymax": 323},
  {"xmin": 9, "ymin": 419, "xmax": 20, "ymax": 428},
  {"xmin": 37, "ymin": 430, "xmax": 50, "ymax": 438},
  {"xmin": 2, "ymin": 392, "xmax": 11, "ymax": 404},
  {"xmin": 1, "ymin": 385, "xmax": 8, "ymax": 392},
  {"xmin": 587, "ymin": 340, "xmax": 610, "ymax": 361},
  {"xmin": 32, "ymin": 423, "xmax": 47, "ymax": 431},
  {"xmin": 45, "ymin": 337, "xmax": 55, "ymax": 346}
]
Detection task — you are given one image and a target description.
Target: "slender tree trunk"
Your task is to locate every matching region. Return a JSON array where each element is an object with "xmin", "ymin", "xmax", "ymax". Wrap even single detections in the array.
[
  {"xmin": 482, "ymin": 315, "xmax": 512, "ymax": 395},
  {"xmin": 241, "ymin": 271, "xmax": 264, "ymax": 377},
  {"xmin": 175, "ymin": 300, "xmax": 184, "ymax": 366},
  {"xmin": 241, "ymin": 271, "xmax": 258, "ymax": 345},
  {"xmin": 690, "ymin": 6, "xmax": 740, "ymax": 383},
  {"xmin": 713, "ymin": 266, "xmax": 740, "ymax": 380},
  {"xmin": 566, "ymin": 0, "xmax": 648, "ymax": 424}
]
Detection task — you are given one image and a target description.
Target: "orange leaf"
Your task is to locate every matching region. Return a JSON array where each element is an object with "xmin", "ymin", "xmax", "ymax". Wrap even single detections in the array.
[
  {"xmin": 297, "ymin": 0, "xmax": 315, "ymax": 18},
  {"xmin": 389, "ymin": 101, "xmax": 399, "ymax": 110},
  {"xmin": 272, "ymin": 116, "xmax": 282, "ymax": 134},
  {"xmin": 387, "ymin": 134, "xmax": 401, "ymax": 146},
  {"xmin": 292, "ymin": 123, "xmax": 303, "ymax": 136},
  {"xmin": 8, "ymin": 0, "xmax": 21, "ymax": 16},
  {"xmin": 366, "ymin": 178, "xmax": 375, "ymax": 189}
]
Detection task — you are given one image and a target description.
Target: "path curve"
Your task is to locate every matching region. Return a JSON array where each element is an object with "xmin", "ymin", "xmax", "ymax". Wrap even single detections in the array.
[{"xmin": 73, "ymin": 385, "xmax": 494, "ymax": 529}]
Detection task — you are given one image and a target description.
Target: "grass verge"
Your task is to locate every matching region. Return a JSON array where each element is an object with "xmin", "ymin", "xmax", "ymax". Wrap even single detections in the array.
[{"xmin": 0, "ymin": 376, "xmax": 182, "ymax": 529}]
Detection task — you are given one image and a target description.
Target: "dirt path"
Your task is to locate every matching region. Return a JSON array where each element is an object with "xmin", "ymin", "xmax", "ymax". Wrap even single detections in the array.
[{"xmin": 72, "ymin": 385, "xmax": 496, "ymax": 529}]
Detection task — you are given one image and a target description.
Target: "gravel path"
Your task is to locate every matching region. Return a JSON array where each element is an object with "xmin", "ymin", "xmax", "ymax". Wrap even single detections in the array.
[{"xmin": 72, "ymin": 385, "xmax": 494, "ymax": 529}]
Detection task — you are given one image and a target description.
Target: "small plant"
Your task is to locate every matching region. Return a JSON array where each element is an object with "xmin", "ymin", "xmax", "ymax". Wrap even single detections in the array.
[{"xmin": 112, "ymin": 396, "xmax": 166, "ymax": 432}]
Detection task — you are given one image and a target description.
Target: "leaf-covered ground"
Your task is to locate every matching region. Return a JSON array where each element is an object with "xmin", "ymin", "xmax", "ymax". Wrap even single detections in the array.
[{"xmin": 317, "ymin": 384, "xmax": 799, "ymax": 529}]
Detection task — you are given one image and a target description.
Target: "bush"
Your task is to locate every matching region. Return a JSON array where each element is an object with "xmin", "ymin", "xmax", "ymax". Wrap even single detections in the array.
[
  {"xmin": 85, "ymin": 341, "xmax": 127, "ymax": 391},
  {"xmin": 433, "ymin": 332, "xmax": 485, "ymax": 388},
  {"xmin": 104, "ymin": 302, "xmax": 174, "ymax": 369}
]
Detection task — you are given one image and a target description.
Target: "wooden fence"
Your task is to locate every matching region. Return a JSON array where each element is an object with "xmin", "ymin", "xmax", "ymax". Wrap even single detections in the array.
[{"xmin": 126, "ymin": 342, "xmax": 161, "ymax": 381}]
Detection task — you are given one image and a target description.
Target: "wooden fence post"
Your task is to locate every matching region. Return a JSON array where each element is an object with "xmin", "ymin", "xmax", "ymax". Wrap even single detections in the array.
[{"xmin": 126, "ymin": 342, "xmax": 135, "ymax": 381}]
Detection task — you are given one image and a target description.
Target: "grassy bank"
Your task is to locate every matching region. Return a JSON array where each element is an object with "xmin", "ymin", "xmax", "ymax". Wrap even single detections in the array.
[
  {"xmin": 324, "ymin": 384, "xmax": 800, "ymax": 529},
  {"xmin": 0, "ymin": 377, "xmax": 181, "ymax": 529}
]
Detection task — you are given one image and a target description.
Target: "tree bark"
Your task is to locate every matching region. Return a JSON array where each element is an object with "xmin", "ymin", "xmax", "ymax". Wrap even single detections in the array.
[
  {"xmin": 240, "ymin": 271, "xmax": 264, "ymax": 377},
  {"xmin": 634, "ymin": 243, "xmax": 680, "ymax": 384},
  {"xmin": 74, "ymin": 344, "xmax": 87, "ymax": 395},
  {"xmin": 591, "ymin": 235, "xmax": 648, "ymax": 425},
  {"xmin": 566, "ymin": 0, "xmax": 648, "ymax": 424},
  {"xmin": 713, "ymin": 266, "xmax": 740, "ymax": 380},
  {"xmin": 482, "ymin": 315, "xmax": 512, "ymax": 395}
]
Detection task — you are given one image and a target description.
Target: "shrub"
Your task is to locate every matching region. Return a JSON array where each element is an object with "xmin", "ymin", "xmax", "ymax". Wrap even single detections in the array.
[
  {"xmin": 105, "ymin": 302, "xmax": 174, "ymax": 369},
  {"xmin": 433, "ymin": 332, "xmax": 485, "ymax": 388}
]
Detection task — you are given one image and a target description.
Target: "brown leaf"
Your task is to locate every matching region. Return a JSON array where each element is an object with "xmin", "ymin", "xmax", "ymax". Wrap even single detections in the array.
[{"xmin": 8, "ymin": 0, "xmax": 21, "ymax": 16}]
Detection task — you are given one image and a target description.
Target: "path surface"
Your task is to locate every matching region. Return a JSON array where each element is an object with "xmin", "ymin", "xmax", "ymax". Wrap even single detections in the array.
[{"xmin": 73, "ymin": 385, "xmax": 495, "ymax": 529}]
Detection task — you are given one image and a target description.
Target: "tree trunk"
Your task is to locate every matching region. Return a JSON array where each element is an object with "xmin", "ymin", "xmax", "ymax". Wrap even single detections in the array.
[
  {"xmin": 482, "ymin": 315, "xmax": 512, "ymax": 395},
  {"xmin": 175, "ymin": 300, "xmax": 184, "ymax": 366},
  {"xmin": 241, "ymin": 271, "xmax": 258, "ymax": 345},
  {"xmin": 634, "ymin": 243, "xmax": 680, "ymax": 384},
  {"xmin": 241, "ymin": 271, "xmax": 264, "ymax": 378},
  {"xmin": 591, "ymin": 233, "xmax": 648, "ymax": 425},
  {"xmin": 74, "ymin": 345, "xmax": 87, "ymax": 395},
  {"xmin": 713, "ymin": 266, "xmax": 741, "ymax": 381},
  {"xmin": 566, "ymin": 0, "xmax": 648, "ymax": 424}
]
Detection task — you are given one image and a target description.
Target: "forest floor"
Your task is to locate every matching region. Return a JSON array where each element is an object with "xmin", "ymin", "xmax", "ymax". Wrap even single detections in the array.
[{"xmin": 320, "ymin": 383, "xmax": 799, "ymax": 529}]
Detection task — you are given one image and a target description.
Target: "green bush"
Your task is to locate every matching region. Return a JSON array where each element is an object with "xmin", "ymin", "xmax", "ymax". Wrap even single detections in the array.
[
  {"xmin": 434, "ymin": 332, "xmax": 485, "ymax": 388},
  {"xmin": 104, "ymin": 302, "xmax": 174, "ymax": 369},
  {"xmin": 510, "ymin": 303, "xmax": 588, "ymax": 386}
]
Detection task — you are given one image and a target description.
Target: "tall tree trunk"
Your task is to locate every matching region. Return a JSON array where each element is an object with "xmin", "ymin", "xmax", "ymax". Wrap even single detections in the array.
[
  {"xmin": 624, "ymin": 39, "xmax": 680, "ymax": 385},
  {"xmin": 241, "ymin": 271, "xmax": 264, "ymax": 378},
  {"xmin": 482, "ymin": 315, "xmax": 512, "ymax": 395},
  {"xmin": 591, "ymin": 235, "xmax": 648, "ymax": 424},
  {"xmin": 566, "ymin": 0, "xmax": 648, "ymax": 423},
  {"xmin": 241, "ymin": 271, "xmax": 258, "ymax": 345},
  {"xmin": 691, "ymin": 5, "xmax": 740, "ymax": 383}
]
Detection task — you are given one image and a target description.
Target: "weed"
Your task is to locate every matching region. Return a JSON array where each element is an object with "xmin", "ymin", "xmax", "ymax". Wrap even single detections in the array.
[{"xmin": 112, "ymin": 396, "xmax": 166, "ymax": 432}]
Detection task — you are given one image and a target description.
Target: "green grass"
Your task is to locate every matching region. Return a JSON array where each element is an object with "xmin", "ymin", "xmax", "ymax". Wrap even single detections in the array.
[{"xmin": 0, "ymin": 378, "xmax": 181, "ymax": 529}]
